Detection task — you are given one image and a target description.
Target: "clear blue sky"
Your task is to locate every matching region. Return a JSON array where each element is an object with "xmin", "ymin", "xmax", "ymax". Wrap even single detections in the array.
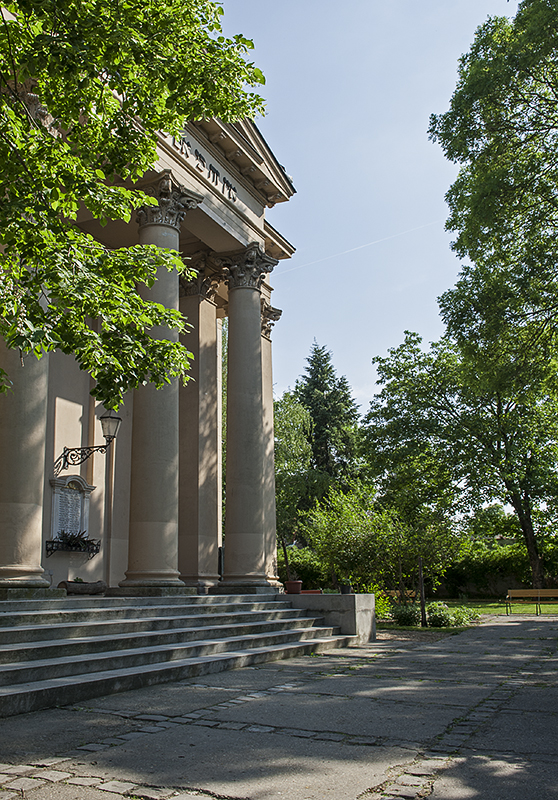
[{"xmin": 222, "ymin": 1, "xmax": 519, "ymax": 411}]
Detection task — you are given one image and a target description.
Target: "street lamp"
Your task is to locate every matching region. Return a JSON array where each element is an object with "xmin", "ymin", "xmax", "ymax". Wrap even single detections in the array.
[{"xmin": 53, "ymin": 410, "xmax": 122, "ymax": 477}]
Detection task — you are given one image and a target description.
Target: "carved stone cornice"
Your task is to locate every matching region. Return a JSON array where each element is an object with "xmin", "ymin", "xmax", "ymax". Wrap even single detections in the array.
[
  {"xmin": 212, "ymin": 243, "xmax": 279, "ymax": 291},
  {"xmin": 261, "ymin": 300, "xmax": 282, "ymax": 339},
  {"xmin": 136, "ymin": 170, "xmax": 203, "ymax": 231}
]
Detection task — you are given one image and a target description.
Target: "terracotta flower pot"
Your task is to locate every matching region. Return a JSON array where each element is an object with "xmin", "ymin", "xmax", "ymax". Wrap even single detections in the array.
[{"xmin": 284, "ymin": 580, "xmax": 303, "ymax": 594}]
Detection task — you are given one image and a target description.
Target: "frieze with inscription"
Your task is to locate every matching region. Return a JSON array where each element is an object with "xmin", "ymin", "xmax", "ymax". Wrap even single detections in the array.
[{"xmin": 172, "ymin": 134, "xmax": 238, "ymax": 202}]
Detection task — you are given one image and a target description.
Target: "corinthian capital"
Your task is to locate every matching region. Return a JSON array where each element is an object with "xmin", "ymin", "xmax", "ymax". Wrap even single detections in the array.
[
  {"xmin": 180, "ymin": 253, "xmax": 224, "ymax": 300},
  {"xmin": 212, "ymin": 243, "xmax": 279, "ymax": 291},
  {"xmin": 136, "ymin": 170, "xmax": 203, "ymax": 231},
  {"xmin": 261, "ymin": 300, "xmax": 282, "ymax": 339}
]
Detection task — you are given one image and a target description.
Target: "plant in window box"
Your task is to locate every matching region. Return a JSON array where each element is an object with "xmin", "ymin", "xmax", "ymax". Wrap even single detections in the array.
[
  {"xmin": 58, "ymin": 530, "xmax": 89, "ymax": 550},
  {"xmin": 46, "ymin": 530, "xmax": 101, "ymax": 558}
]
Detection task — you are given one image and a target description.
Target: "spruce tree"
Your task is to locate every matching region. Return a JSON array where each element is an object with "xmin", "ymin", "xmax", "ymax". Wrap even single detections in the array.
[{"xmin": 294, "ymin": 342, "xmax": 362, "ymax": 489}]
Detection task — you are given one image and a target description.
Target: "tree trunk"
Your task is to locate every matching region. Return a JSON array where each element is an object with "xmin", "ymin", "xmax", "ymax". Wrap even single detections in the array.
[
  {"xmin": 398, "ymin": 556, "xmax": 406, "ymax": 604},
  {"xmin": 509, "ymin": 491, "xmax": 545, "ymax": 589},
  {"xmin": 418, "ymin": 557, "xmax": 427, "ymax": 627},
  {"xmin": 279, "ymin": 534, "xmax": 292, "ymax": 582}
]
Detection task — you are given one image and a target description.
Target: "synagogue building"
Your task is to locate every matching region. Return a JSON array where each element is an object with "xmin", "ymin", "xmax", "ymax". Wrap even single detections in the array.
[{"xmin": 0, "ymin": 119, "xmax": 295, "ymax": 595}]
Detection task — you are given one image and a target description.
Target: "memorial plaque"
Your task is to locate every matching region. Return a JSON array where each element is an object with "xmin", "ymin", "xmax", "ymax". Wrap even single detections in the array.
[
  {"xmin": 50, "ymin": 475, "xmax": 95, "ymax": 541},
  {"xmin": 58, "ymin": 482, "xmax": 82, "ymax": 535}
]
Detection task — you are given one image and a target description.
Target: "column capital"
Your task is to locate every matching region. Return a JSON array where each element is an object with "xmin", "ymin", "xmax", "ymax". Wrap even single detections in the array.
[
  {"xmin": 261, "ymin": 299, "xmax": 282, "ymax": 339},
  {"xmin": 212, "ymin": 243, "xmax": 278, "ymax": 291},
  {"xmin": 136, "ymin": 170, "xmax": 203, "ymax": 231},
  {"xmin": 180, "ymin": 252, "xmax": 224, "ymax": 301}
]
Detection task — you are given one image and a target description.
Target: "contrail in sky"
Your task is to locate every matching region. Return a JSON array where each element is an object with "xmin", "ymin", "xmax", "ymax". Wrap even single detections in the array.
[{"xmin": 276, "ymin": 219, "xmax": 445, "ymax": 275}]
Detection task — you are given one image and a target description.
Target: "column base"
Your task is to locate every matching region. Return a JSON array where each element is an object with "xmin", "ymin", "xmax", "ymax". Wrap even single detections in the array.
[
  {"xmin": 118, "ymin": 570, "xmax": 185, "ymax": 588},
  {"xmin": 106, "ymin": 586, "xmax": 197, "ymax": 597},
  {"xmin": 180, "ymin": 577, "xmax": 222, "ymax": 595},
  {"xmin": 0, "ymin": 588, "xmax": 67, "ymax": 601},
  {"xmin": 0, "ymin": 567, "xmax": 51, "ymax": 588},
  {"xmin": 210, "ymin": 582, "xmax": 277, "ymax": 596},
  {"xmin": 180, "ymin": 574, "xmax": 221, "ymax": 585}
]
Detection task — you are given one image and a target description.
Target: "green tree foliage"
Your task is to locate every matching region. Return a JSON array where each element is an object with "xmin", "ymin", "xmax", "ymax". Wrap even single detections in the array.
[
  {"xmin": 461, "ymin": 504, "xmax": 521, "ymax": 542},
  {"xmin": 429, "ymin": 0, "xmax": 558, "ymax": 341},
  {"xmin": 294, "ymin": 342, "xmax": 362, "ymax": 491},
  {"xmin": 302, "ymin": 484, "xmax": 460, "ymax": 594},
  {"xmin": 273, "ymin": 391, "xmax": 314, "ymax": 544},
  {"xmin": 365, "ymin": 331, "xmax": 558, "ymax": 588},
  {"xmin": 276, "ymin": 546, "xmax": 328, "ymax": 589},
  {"xmin": 442, "ymin": 505, "xmax": 558, "ymax": 596},
  {"xmin": 0, "ymin": 0, "xmax": 265, "ymax": 407},
  {"xmin": 364, "ymin": 338, "xmax": 460, "ymax": 538}
]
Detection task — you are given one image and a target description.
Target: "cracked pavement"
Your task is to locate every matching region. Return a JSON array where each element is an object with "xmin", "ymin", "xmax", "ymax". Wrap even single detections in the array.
[{"xmin": 0, "ymin": 614, "xmax": 557, "ymax": 800}]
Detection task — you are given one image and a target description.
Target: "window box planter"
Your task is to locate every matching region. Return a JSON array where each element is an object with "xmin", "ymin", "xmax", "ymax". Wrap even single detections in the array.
[{"xmin": 46, "ymin": 539, "xmax": 101, "ymax": 559}]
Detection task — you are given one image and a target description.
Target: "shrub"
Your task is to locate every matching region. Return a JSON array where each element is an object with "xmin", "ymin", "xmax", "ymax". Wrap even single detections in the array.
[
  {"xmin": 391, "ymin": 603, "xmax": 421, "ymax": 626},
  {"xmin": 277, "ymin": 546, "xmax": 329, "ymax": 589},
  {"xmin": 426, "ymin": 602, "xmax": 454, "ymax": 627},
  {"xmin": 426, "ymin": 601, "xmax": 479, "ymax": 627},
  {"xmin": 443, "ymin": 540, "xmax": 532, "ymax": 595},
  {"xmin": 368, "ymin": 585, "xmax": 391, "ymax": 618},
  {"xmin": 450, "ymin": 606, "xmax": 480, "ymax": 626}
]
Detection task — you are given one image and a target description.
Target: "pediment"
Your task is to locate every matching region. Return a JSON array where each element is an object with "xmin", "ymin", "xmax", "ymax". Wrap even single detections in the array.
[{"xmin": 189, "ymin": 118, "xmax": 296, "ymax": 209}]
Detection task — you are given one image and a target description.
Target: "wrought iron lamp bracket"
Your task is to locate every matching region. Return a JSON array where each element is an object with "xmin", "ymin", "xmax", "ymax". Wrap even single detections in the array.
[{"xmin": 53, "ymin": 443, "xmax": 111, "ymax": 478}]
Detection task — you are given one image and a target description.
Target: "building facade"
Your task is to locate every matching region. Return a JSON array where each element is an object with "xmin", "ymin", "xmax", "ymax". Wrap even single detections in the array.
[{"xmin": 0, "ymin": 119, "xmax": 295, "ymax": 595}]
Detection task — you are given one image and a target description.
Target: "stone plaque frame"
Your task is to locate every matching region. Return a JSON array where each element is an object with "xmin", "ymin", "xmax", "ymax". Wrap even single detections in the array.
[{"xmin": 49, "ymin": 474, "xmax": 96, "ymax": 540}]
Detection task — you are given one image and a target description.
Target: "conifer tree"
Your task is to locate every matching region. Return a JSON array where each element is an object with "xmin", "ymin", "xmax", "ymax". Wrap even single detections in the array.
[{"xmin": 294, "ymin": 342, "xmax": 362, "ymax": 489}]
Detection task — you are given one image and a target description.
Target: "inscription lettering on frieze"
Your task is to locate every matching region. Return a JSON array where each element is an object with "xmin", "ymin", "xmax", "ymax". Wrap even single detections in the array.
[
  {"xmin": 208, "ymin": 164, "xmax": 220, "ymax": 185},
  {"xmin": 194, "ymin": 149, "xmax": 206, "ymax": 172},
  {"xmin": 222, "ymin": 176, "xmax": 237, "ymax": 201},
  {"xmin": 172, "ymin": 135, "xmax": 238, "ymax": 202},
  {"xmin": 172, "ymin": 134, "xmax": 191, "ymax": 157}
]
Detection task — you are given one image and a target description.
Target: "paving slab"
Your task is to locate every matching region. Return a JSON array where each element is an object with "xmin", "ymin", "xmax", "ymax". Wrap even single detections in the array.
[
  {"xmin": 430, "ymin": 753, "xmax": 558, "ymax": 800},
  {"xmin": 288, "ymin": 676, "xmax": 494, "ymax": 707},
  {"xmin": 13, "ymin": 784, "xmax": 122, "ymax": 800},
  {"xmin": 183, "ymin": 664, "xmax": 325, "ymax": 684},
  {"xmin": 62, "ymin": 724, "xmax": 414, "ymax": 800},
  {"xmin": 504, "ymin": 685, "xmax": 558, "ymax": 711},
  {"xmin": 465, "ymin": 709, "xmax": 558, "ymax": 756},
  {"xmin": 0, "ymin": 709, "xmax": 137, "ymax": 761},
  {"xmin": 206, "ymin": 690, "xmax": 463, "ymax": 740},
  {"xmin": 354, "ymin": 661, "xmax": 527, "ymax": 683},
  {"xmin": 0, "ymin": 616, "xmax": 557, "ymax": 800},
  {"xmin": 78, "ymin": 682, "xmax": 243, "ymax": 716}
]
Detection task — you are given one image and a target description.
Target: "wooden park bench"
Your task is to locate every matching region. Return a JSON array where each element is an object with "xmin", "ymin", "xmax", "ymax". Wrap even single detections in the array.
[
  {"xmin": 386, "ymin": 590, "xmax": 416, "ymax": 601},
  {"xmin": 505, "ymin": 589, "xmax": 558, "ymax": 615}
]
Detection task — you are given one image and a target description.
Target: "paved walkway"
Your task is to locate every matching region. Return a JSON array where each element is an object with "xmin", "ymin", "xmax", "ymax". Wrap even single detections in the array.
[{"xmin": 0, "ymin": 614, "xmax": 557, "ymax": 800}]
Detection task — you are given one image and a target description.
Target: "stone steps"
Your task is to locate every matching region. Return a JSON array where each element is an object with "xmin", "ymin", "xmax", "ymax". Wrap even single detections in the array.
[
  {"xmin": 0, "ymin": 617, "xmax": 320, "ymax": 662},
  {"xmin": 0, "ymin": 594, "xmax": 353, "ymax": 717},
  {"xmin": 0, "ymin": 597, "xmax": 295, "ymax": 628},
  {"xmin": 0, "ymin": 608, "xmax": 309, "ymax": 644}
]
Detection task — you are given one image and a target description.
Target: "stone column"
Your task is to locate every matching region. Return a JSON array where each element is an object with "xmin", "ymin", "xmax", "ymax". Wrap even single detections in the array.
[
  {"xmin": 119, "ymin": 172, "xmax": 202, "ymax": 589},
  {"xmin": 178, "ymin": 260, "xmax": 222, "ymax": 590},
  {"xmin": 217, "ymin": 244, "xmax": 278, "ymax": 591},
  {"xmin": 0, "ymin": 344, "xmax": 50, "ymax": 590},
  {"xmin": 261, "ymin": 298, "xmax": 282, "ymax": 586}
]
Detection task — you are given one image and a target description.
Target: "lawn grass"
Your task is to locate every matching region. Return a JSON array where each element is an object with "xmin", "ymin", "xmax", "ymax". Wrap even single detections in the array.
[
  {"xmin": 443, "ymin": 598, "xmax": 558, "ymax": 616},
  {"xmin": 376, "ymin": 597, "xmax": 558, "ymax": 626},
  {"xmin": 443, "ymin": 599, "xmax": 506, "ymax": 616}
]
